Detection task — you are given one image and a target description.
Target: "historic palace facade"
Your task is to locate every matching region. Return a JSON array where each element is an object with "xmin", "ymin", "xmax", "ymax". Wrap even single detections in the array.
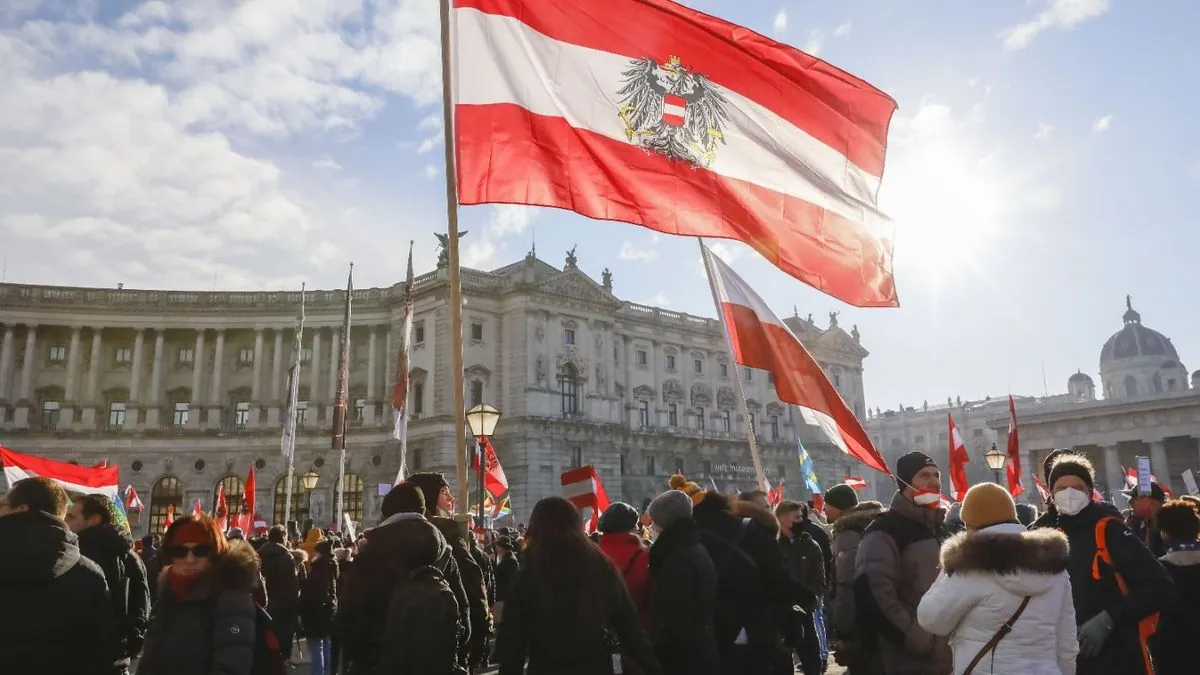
[{"xmin": 0, "ymin": 248, "xmax": 871, "ymax": 533}]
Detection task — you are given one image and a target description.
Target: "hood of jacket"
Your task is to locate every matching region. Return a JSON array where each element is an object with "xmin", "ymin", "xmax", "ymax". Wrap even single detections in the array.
[
  {"xmin": 599, "ymin": 531, "xmax": 646, "ymax": 564},
  {"xmin": 364, "ymin": 512, "xmax": 451, "ymax": 572},
  {"xmin": 729, "ymin": 499, "xmax": 780, "ymax": 536},
  {"xmin": 0, "ymin": 510, "xmax": 84, "ymax": 582},
  {"xmin": 832, "ymin": 501, "xmax": 885, "ymax": 535},
  {"xmin": 941, "ymin": 522, "xmax": 1069, "ymax": 596},
  {"xmin": 1160, "ymin": 548, "xmax": 1200, "ymax": 567},
  {"xmin": 76, "ymin": 521, "xmax": 132, "ymax": 559}
]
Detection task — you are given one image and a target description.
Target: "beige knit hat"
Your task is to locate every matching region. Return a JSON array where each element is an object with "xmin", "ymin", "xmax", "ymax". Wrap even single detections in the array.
[{"xmin": 959, "ymin": 482, "xmax": 1017, "ymax": 530}]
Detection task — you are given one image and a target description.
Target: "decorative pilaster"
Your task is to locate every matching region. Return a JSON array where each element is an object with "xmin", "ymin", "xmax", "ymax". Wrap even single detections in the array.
[
  {"xmin": 0, "ymin": 323, "xmax": 14, "ymax": 403},
  {"xmin": 60, "ymin": 326, "xmax": 83, "ymax": 428},
  {"xmin": 249, "ymin": 328, "xmax": 264, "ymax": 426},
  {"xmin": 80, "ymin": 327, "xmax": 103, "ymax": 427},
  {"xmin": 365, "ymin": 327, "xmax": 377, "ymax": 424},
  {"xmin": 145, "ymin": 329, "xmax": 165, "ymax": 427},
  {"xmin": 309, "ymin": 329, "xmax": 322, "ymax": 427},
  {"xmin": 1103, "ymin": 444, "xmax": 1122, "ymax": 499},
  {"xmin": 188, "ymin": 329, "xmax": 206, "ymax": 429},
  {"xmin": 207, "ymin": 329, "xmax": 225, "ymax": 428}
]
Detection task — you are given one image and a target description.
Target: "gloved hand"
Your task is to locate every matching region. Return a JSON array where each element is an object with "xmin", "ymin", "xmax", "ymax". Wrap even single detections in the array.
[{"xmin": 1078, "ymin": 611, "xmax": 1114, "ymax": 658}]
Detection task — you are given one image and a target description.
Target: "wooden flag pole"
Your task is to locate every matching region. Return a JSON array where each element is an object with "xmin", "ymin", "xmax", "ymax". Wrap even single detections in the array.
[
  {"xmin": 440, "ymin": 0, "xmax": 469, "ymax": 509},
  {"xmin": 697, "ymin": 238, "xmax": 767, "ymax": 490}
]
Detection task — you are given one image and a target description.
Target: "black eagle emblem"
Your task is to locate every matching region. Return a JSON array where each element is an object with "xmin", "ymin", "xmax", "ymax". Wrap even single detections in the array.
[{"xmin": 617, "ymin": 55, "xmax": 730, "ymax": 168}]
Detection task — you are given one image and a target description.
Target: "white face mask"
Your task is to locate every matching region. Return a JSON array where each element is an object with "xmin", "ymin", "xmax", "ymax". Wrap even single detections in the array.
[{"xmin": 1054, "ymin": 487, "xmax": 1090, "ymax": 516}]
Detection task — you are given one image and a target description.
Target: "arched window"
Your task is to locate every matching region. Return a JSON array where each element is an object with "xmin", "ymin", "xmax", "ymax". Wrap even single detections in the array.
[
  {"xmin": 1124, "ymin": 375, "xmax": 1137, "ymax": 397},
  {"xmin": 1153, "ymin": 372, "xmax": 1163, "ymax": 394},
  {"xmin": 559, "ymin": 363, "xmax": 579, "ymax": 415},
  {"xmin": 341, "ymin": 473, "xmax": 365, "ymax": 526},
  {"xmin": 214, "ymin": 475, "xmax": 245, "ymax": 519},
  {"xmin": 149, "ymin": 476, "xmax": 182, "ymax": 535},
  {"xmin": 274, "ymin": 474, "xmax": 313, "ymax": 526}
]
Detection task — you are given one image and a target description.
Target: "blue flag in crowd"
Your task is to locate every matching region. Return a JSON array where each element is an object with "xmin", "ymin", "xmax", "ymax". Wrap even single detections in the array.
[{"xmin": 798, "ymin": 440, "xmax": 822, "ymax": 495}]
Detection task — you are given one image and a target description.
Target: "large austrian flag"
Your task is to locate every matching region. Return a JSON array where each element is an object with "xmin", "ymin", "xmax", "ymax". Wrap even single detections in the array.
[
  {"xmin": 453, "ymin": 0, "xmax": 899, "ymax": 307},
  {"xmin": 702, "ymin": 246, "xmax": 890, "ymax": 474},
  {"xmin": 1, "ymin": 445, "xmax": 119, "ymax": 497}
]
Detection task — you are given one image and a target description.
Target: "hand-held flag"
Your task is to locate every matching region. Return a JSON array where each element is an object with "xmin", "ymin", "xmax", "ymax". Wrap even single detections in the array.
[
  {"xmin": 1006, "ymin": 396, "xmax": 1025, "ymax": 497},
  {"xmin": 1, "ymin": 445, "xmax": 120, "ymax": 497},
  {"xmin": 562, "ymin": 465, "xmax": 610, "ymax": 533},
  {"xmin": 798, "ymin": 440, "xmax": 822, "ymax": 496},
  {"xmin": 948, "ymin": 414, "xmax": 970, "ymax": 501},
  {"xmin": 393, "ymin": 242, "xmax": 415, "ymax": 482}
]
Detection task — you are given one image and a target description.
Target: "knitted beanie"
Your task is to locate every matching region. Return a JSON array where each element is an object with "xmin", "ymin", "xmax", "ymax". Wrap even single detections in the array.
[
  {"xmin": 648, "ymin": 490, "xmax": 694, "ymax": 530},
  {"xmin": 895, "ymin": 451, "xmax": 938, "ymax": 491},
  {"xmin": 824, "ymin": 484, "xmax": 860, "ymax": 512},
  {"xmin": 598, "ymin": 502, "xmax": 639, "ymax": 533},
  {"xmin": 959, "ymin": 483, "xmax": 1018, "ymax": 530}
]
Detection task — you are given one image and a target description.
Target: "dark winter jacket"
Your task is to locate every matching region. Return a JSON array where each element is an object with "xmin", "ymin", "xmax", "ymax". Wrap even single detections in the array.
[
  {"xmin": 139, "ymin": 538, "xmax": 161, "ymax": 603},
  {"xmin": 300, "ymin": 555, "xmax": 338, "ymax": 638},
  {"xmin": 494, "ymin": 552, "xmax": 519, "ymax": 604},
  {"xmin": 1052, "ymin": 501, "xmax": 1174, "ymax": 675},
  {"xmin": 257, "ymin": 541, "xmax": 299, "ymax": 614},
  {"xmin": 830, "ymin": 500, "xmax": 884, "ymax": 641},
  {"xmin": 496, "ymin": 543, "xmax": 660, "ymax": 675},
  {"xmin": 77, "ymin": 521, "xmax": 152, "ymax": 670},
  {"xmin": 135, "ymin": 540, "xmax": 260, "ymax": 675},
  {"xmin": 430, "ymin": 516, "xmax": 488, "ymax": 665},
  {"xmin": 1126, "ymin": 513, "xmax": 1165, "ymax": 557},
  {"xmin": 336, "ymin": 512, "xmax": 465, "ymax": 674},
  {"xmin": 599, "ymin": 531, "xmax": 652, "ymax": 629},
  {"xmin": 801, "ymin": 517, "xmax": 833, "ymax": 586},
  {"xmin": 471, "ymin": 537, "xmax": 496, "ymax": 606},
  {"xmin": 648, "ymin": 518, "xmax": 719, "ymax": 675},
  {"xmin": 0, "ymin": 510, "xmax": 114, "ymax": 675},
  {"xmin": 1154, "ymin": 547, "xmax": 1200, "ymax": 675},
  {"xmin": 779, "ymin": 526, "xmax": 826, "ymax": 609},
  {"xmin": 855, "ymin": 491, "xmax": 952, "ymax": 675}
]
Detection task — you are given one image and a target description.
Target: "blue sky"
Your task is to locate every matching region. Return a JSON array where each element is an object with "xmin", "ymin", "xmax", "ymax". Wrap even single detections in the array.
[{"xmin": 2, "ymin": 0, "xmax": 1198, "ymax": 411}]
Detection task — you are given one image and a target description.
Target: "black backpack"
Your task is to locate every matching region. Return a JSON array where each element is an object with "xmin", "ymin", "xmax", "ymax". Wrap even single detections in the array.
[
  {"xmin": 701, "ymin": 519, "xmax": 768, "ymax": 646},
  {"xmin": 378, "ymin": 564, "xmax": 463, "ymax": 675},
  {"xmin": 202, "ymin": 596, "xmax": 287, "ymax": 675},
  {"xmin": 853, "ymin": 511, "xmax": 940, "ymax": 652}
]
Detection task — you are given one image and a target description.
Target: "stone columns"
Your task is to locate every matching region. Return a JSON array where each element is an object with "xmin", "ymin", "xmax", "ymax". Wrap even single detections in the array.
[
  {"xmin": 1149, "ymin": 439, "xmax": 1171, "ymax": 493},
  {"xmin": 146, "ymin": 329, "xmax": 165, "ymax": 427},
  {"xmin": 309, "ymin": 329, "xmax": 322, "ymax": 427},
  {"xmin": 0, "ymin": 323, "xmax": 14, "ymax": 402},
  {"xmin": 1103, "ymin": 444, "xmax": 1122, "ymax": 499},
  {"xmin": 60, "ymin": 326, "xmax": 83, "ymax": 428},
  {"xmin": 189, "ymin": 329, "xmax": 206, "ymax": 428},
  {"xmin": 206, "ymin": 329, "xmax": 225, "ymax": 428},
  {"xmin": 249, "ymin": 328, "xmax": 264, "ymax": 426},
  {"xmin": 268, "ymin": 329, "xmax": 283, "ymax": 426},
  {"xmin": 12, "ymin": 325, "xmax": 36, "ymax": 427},
  {"xmin": 328, "ymin": 329, "xmax": 340, "ymax": 402},
  {"xmin": 384, "ymin": 324, "xmax": 394, "ymax": 406},
  {"xmin": 129, "ymin": 329, "xmax": 145, "ymax": 404},
  {"xmin": 80, "ymin": 328, "xmax": 103, "ymax": 427},
  {"xmin": 365, "ymin": 327, "xmax": 377, "ymax": 424}
]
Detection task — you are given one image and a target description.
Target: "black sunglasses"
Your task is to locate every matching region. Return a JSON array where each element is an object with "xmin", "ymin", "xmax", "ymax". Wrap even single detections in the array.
[{"xmin": 166, "ymin": 544, "xmax": 214, "ymax": 560}]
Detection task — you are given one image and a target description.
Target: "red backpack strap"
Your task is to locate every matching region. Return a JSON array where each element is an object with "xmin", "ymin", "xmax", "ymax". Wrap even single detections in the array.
[{"xmin": 1091, "ymin": 516, "xmax": 1129, "ymax": 594}]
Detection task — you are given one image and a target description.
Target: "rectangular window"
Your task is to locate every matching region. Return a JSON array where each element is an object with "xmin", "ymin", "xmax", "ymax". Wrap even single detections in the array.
[
  {"xmin": 238, "ymin": 348, "xmax": 254, "ymax": 365},
  {"xmin": 768, "ymin": 372, "xmax": 775, "ymax": 386},
  {"xmin": 914, "ymin": 434, "xmax": 925, "ymax": 444},
  {"xmin": 665, "ymin": 354, "xmax": 676, "ymax": 370},
  {"xmin": 832, "ymin": 373, "xmax": 842, "ymax": 387},
  {"xmin": 413, "ymin": 382, "xmax": 424, "ymax": 415},
  {"xmin": 702, "ymin": 460, "xmax": 712, "ymax": 475},
  {"xmin": 114, "ymin": 347, "xmax": 132, "ymax": 364},
  {"xmin": 613, "ymin": 344, "xmax": 619, "ymax": 362},
  {"xmin": 295, "ymin": 401, "xmax": 308, "ymax": 426},
  {"xmin": 40, "ymin": 400, "xmax": 60, "ymax": 427},
  {"xmin": 938, "ymin": 431, "xmax": 948, "ymax": 443},
  {"xmin": 300, "ymin": 347, "xmax": 313, "ymax": 364},
  {"xmin": 674, "ymin": 456, "xmax": 684, "ymax": 474},
  {"xmin": 721, "ymin": 410, "xmax": 731, "ymax": 432},
  {"xmin": 777, "ymin": 465, "xmax": 787, "ymax": 481},
  {"xmin": 891, "ymin": 437, "xmax": 902, "ymax": 448},
  {"xmin": 620, "ymin": 455, "xmax": 626, "ymax": 475},
  {"xmin": 177, "ymin": 348, "xmax": 194, "ymax": 365},
  {"xmin": 564, "ymin": 328, "xmax": 576, "ymax": 345},
  {"xmin": 470, "ymin": 322, "xmax": 484, "ymax": 341},
  {"xmin": 639, "ymin": 400, "xmax": 650, "ymax": 427},
  {"xmin": 694, "ymin": 359, "xmax": 703, "ymax": 374},
  {"xmin": 745, "ymin": 368, "xmax": 753, "ymax": 382},
  {"xmin": 172, "ymin": 402, "xmax": 189, "ymax": 426},
  {"xmin": 636, "ymin": 350, "xmax": 647, "ymax": 366},
  {"xmin": 234, "ymin": 402, "xmax": 250, "ymax": 427},
  {"xmin": 470, "ymin": 380, "xmax": 484, "ymax": 408},
  {"xmin": 48, "ymin": 345, "xmax": 67, "ymax": 363},
  {"xmin": 770, "ymin": 415, "xmax": 780, "ymax": 441},
  {"xmin": 354, "ymin": 398, "xmax": 366, "ymax": 423},
  {"xmin": 668, "ymin": 403, "xmax": 678, "ymax": 427},
  {"xmin": 108, "ymin": 402, "xmax": 126, "ymax": 428},
  {"xmin": 696, "ymin": 407, "xmax": 706, "ymax": 431},
  {"xmin": 414, "ymin": 322, "xmax": 426, "ymax": 344},
  {"xmin": 570, "ymin": 447, "xmax": 583, "ymax": 469},
  {"xmin": 720, "ymin": 363, "xmax": 729, "ymax": 378},
  {"xmin": 973, "ymin": 428, "xmax": 984, "ymax": 437},
  {"xmin": 645, "ymin": 455, "xmax": 656, "ymax": 475}
]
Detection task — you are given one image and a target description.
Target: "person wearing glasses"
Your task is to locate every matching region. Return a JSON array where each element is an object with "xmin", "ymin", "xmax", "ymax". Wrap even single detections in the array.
[{"xmin": 136, "ymin": 514, "xmax": 260, "ymax": 675}]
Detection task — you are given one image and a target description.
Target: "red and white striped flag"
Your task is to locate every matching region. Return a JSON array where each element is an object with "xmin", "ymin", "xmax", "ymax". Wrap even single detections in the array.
[
  {"xmin": 214, "ymin": 483, "xmax": 228, "ymax": 532},
  {"xmin": 163, "ymin": 504, "xmax": 175, "ymax": 532},
  {"xmin": 1006, "ymin": 396, "xmax": 1024, "ymax": 497},
  {"xmin": 192, "ymin": 499, "xmax": 203, "ymax": 518},
  {"xmin": 124, "ymin": 485, "xmax": 143, "ymax": 511},
  {"xmin": 702, "ymin": 245, "xmax": 890, "ymax": 474},
  {"xmin": 392, "ymin": 243, "xmax": 415, "ymax": 482},
  {"xmin": 844, "ymin": 476, "xmax": 869, "ymax": 491},
  {"xmin": 948, "ymin": 414, "xmax": 970, "ymax": 502},
  {"xmin": 562, "ymin": 465, "xmax": 611, "ymax": 533},
  {"xmin": 1, "ymin": 445, "xmax": 119, "ymax": 498},
  {"xmin": 1032, "ymin": 472, "xmax": 1051, "ymax": 504},
  {"xmin": 454, "ymin": 0, "xmax": 899, "ymax": 307}
]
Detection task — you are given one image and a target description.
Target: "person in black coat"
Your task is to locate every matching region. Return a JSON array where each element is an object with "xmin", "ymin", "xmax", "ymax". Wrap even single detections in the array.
[
  {"xmin": 1149, "ymin": 499, "xmax": 1200, "ymax": 675},
  {"xmin": 259, "ymin": 524, "xmax": 300, "ymax": 662},
  {"xmin": 0, "ymin": 477, "xmax": 115, "ymax": 675},
  {"xmin": 301, "ymin": 540, "xmax": 339, "ymax": 675},
  {"xmin": 493, "ymin": 537, "xmax": 520, "ymax": 604},
  {"xmin": 647, "ymin": 490, "xmax": 719, "ymax": 675},
  {"xmin": 67, "ymin": 493, "xmax": 151, "ymax": 675},
  {"xmin": 1041, "ymin": 453, "xmax": 1174, "ymax": 675}
]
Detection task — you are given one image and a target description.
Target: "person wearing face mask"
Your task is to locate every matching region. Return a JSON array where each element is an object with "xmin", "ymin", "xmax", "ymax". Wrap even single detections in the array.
[
  {"xmin": 854, "ymin": 451, "xmax": 952, "ymax": 675},
  {"xmin": 1042, "ymin": 453, "xmax": 1173, "ymax": 675}
]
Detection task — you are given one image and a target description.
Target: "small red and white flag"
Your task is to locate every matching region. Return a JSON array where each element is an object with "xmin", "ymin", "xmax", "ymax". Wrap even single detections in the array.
[
  {"xmin": 702, "ymin": 246, "xmax": 890, "ymax": 475},
  {"xmin": 454, "ymin": 0, "xmax": 898, "ymax": 307},
  {"xmin": 1, "ymin": 445, "xmax": 119, "ymax": 498},
  {"xmin": 1005, "ymin": 396, "xmax": 1024, "ymax": 497},
  {"xmin": 192, "ymin": 499, "xmax": 203, "ymax": 518},
  {"xmin": 163, "ymin": 504, "xmax": 175, "ymax": 532},
  {"xmin": 1032, "ymin": 472, "xmax": 1051, "ymax": 504},
  {"xmin": 236, "ymin": 466, "xmax": 257, "ymax": 532},
  {"xmin": 844, "ymin": 476, "xmax": 869, "ymax": 491},
  {"xmin": 214, "ymin": 483, "xmax": 228, "ymax": 532},
  {"xmin": 562, "ymin": 465, "xmax": 611, "ymax": 533},
  {"xmin": 124, "ymin": 485, "xmax": 144, "ymax": 511},
  {"xmin": 948, "ymin": 414, "xmax": 970, "ymax": 502}
]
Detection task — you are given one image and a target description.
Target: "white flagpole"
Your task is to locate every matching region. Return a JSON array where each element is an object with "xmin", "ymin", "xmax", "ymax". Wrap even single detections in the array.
[
  {"xmin": 283, "ymin": 283, "xmax": 305, "ymax": 525},
  {"xmin": 697, "ymin": 238, "xmax": 767, "ymax": 490}
]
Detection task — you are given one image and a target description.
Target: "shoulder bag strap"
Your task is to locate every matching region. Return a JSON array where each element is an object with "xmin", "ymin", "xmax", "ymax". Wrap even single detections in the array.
[{"xmin": 962, "ymin": 596, "xmax": 1031, "ymax": 675}]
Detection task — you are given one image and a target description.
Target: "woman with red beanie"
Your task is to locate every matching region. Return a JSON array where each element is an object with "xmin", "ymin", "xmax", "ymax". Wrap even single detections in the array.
[{"xmin": 136, "ymin": 515, "xmax": 261, "ymax": 675}]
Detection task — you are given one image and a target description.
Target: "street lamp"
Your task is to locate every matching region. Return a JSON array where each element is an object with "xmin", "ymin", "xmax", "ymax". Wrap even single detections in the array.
[
  {"xmin": 466, "ymin": 404, "xmax": 502, "ymax": 524},
  {"xmin": 984, "ymin": 443, "xmax": 1007, "ymax": 484},
  {"xmin": 300, "ymin": 470, "xmax": 320, "ymax": 490}
]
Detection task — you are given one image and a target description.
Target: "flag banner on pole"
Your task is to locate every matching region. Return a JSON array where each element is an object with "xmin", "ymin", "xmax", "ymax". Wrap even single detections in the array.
[
  {"xmin": 798, "ymin": 440, "xmax": 822, "ymax": 495},
  {"xmin": 163, "ymin": 504, "xmax": 175, "ymax": 532},
  {"xmin": 844, "ymin": 476, "xmax": 868, "ymax": 491},
  {"xmin": 562, "ymin": 465, "xmax": 611, "ymax": 533},
  {"xmin": 1005, "ymin": 396, "xmax": 1024, "ymax": 497},
  {"xmin": 237, "ymin": 466, "xmax": 257, "ymax": 532},
  {"xmin": 281, "ymin": 286, "xmax": 305, "ymax": 457},
  {"xmin": 1031, "ymin": 472, "xmax": 1051, "ymax": 504},
  {"xmin": 1, "ymin": 445, "xmax": 119, "ymax": 497},
  {"xmin": 192, "ymin": 499, "xmax": 203, "ymax": 517},
  {"xmin": 214, "ymin": 483, "xmax": 228, "ymax": 532},
  {"xmin": 701, "ymin": 245, "xmax": 890, "ymax": 474},
  {"xmin": 471, "ymin": 437, "xmax": 510, "ymax": 499},
  {"xmin": 453, "ymin": 0, "xmax": 899, "ymax": 307},
  {"xmin": 393, "ymin": 242, "xmax": 415, "ymax": 482},
  {"xmin": 124, "ymin": 485, "xmax": 144, "ymax": 511},
  {"xmin": 331, "ymin": 266, "xmax": 353, "ymax": 453},
  {"xmin": 948, "ymin": 414, "xmax": 970, "ymax": 502}
]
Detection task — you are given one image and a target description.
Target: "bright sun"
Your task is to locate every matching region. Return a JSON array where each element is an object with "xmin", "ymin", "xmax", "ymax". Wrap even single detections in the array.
[{"xmin": 879, "ymin": 140, "xmax": 1001, "ymax": 279}]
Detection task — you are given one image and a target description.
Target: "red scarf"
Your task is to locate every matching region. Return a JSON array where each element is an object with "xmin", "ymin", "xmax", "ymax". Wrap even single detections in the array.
[{"xmin": 166, "ymin": 565, "xmax": 205, "ymax": 600}]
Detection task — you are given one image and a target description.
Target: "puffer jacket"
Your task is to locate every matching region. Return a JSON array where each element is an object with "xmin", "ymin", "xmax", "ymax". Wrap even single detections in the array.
[
  {"xmin": 1154, "ymin": 547, "xmax": 1200, "ymax": 675},
  {"xmin": 599, "ymin": 531, "xmax": 652, "ymax": 628},
  {"xmin": 917, "ymin": 523, "xmax": 1078, "ymax": 675},
  {"xmin": 830, "ymin": 500, "xmax": 884, "ymax": 640},
  {"xmin": 855, "ymin": 492, "xmax": 952, "ymax": 675},
  {"xmin": 135, "ymin": 540, "xmax": 259, "ymax": 675}
]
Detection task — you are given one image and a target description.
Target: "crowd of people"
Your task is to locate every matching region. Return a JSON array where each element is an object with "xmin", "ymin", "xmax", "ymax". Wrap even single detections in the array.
[{"xmin": 2, "ymin": 448, "xmax": 1199, "ymax": 675}]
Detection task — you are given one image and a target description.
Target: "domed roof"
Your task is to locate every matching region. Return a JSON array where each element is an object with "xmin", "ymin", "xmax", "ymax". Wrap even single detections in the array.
[
  {"xmin": 1068, "ymin": 370, "xmax": 1093, "ymax": 384},
  {"xmin": 1100, "ymin": 296, "xmax": 1178, "ymax": 364}
]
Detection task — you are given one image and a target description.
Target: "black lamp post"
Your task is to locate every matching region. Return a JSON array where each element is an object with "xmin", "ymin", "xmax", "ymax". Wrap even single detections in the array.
[{"xmin": 466, "ymin": 403, "xmax": 502, "ymax": 524}]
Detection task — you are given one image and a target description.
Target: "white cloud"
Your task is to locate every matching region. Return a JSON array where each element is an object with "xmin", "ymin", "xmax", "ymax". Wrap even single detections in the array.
[
  {"xmin": 313, "ymin": 157, "xmax": 342, "ymax": 171},
  {"xmin": 1034, "ymin": 122, "xmax": 1054, "ymax": 140},
  {"xmin": 1001, "ymin": 0, "xmax": 1110, "ymax": 51},
  {"xmin": 618, "ymin": 240, "xmax": 658, "ymax": 262},
  {"xmin": 833, "ymin": 22, "xmax": 853, "ymax": 37},
  {"xmin": 423, "ymin": 164, "xmax": 438, "ymax": 180},
  {"xmin": 695, "ymin": 241, "xmax": 746, "ymax": 278},
  {"xmin": 773, "ymin": 9, "xmax": 787, "ymax": 34},
  {"xmin": 1092, "ymin": 114, "xmax": 1112, "ymax": 132},
  {"xmin": 802, "ymin": 30, "xmax": 825, "ymax": 56},
  {"xmin": 461, "ymin": 205, "xmax": 539, "ymax": 268},
  {"xmin": 416, "ymin": 137, "xmax": 441, "ymax": 154}
]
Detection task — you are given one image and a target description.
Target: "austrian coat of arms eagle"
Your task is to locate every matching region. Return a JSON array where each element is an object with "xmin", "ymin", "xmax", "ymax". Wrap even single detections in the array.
[{"xmin": 617, "ymin": 55, "xmax": 730, "ymax": 168}]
